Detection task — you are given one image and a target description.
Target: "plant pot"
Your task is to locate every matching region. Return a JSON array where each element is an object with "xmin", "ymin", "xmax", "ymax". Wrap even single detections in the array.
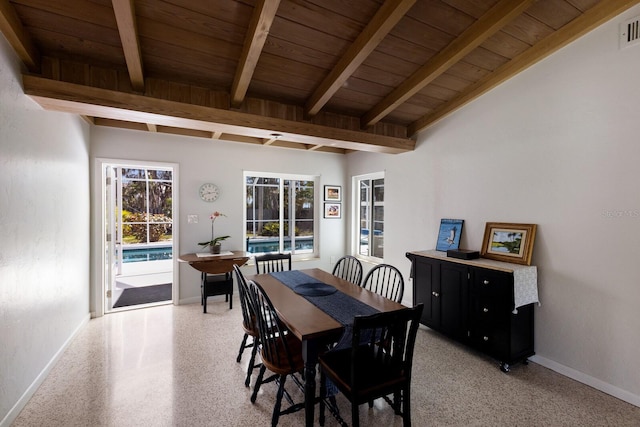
[{"xmin": 210, "ymin": 243, "xmax": 222, "ymax": 254}]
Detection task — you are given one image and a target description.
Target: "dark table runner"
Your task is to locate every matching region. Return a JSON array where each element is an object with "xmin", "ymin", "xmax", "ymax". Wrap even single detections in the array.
[{"xmin": 270, "ymin": 270, "xmax": 379, "ymax": 327}]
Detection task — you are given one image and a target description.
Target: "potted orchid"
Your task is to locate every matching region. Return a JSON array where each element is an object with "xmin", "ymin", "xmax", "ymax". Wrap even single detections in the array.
[{"xmin": 198, "ymin": 211, "xmax": 230, "ymax": 254}]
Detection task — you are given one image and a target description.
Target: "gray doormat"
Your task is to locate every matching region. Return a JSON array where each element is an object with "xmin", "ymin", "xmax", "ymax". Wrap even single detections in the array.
[{"xmin": 113, "ymin": 284, "xmax": 172, "ymax": 308}]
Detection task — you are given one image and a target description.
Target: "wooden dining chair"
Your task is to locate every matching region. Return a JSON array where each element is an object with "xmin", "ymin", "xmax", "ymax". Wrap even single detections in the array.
[
  {"xmin": 361, "ymin": 263, "xmax": 405, "ymax": 303},
  {"xmin": 318, "ymin": 304, "xmax": 424, "ymax": 427},
  {"xmin": 200, "ymin": 271, "xmax": 233, "ymax": 312},
  {"xmin": 332, "ymin": 255, "xmax": 363, "ymax": 286},
  {"xmin": 233, "ymin": 265, "xmax": 261, "ymax": 388},
  {"xmin": 254, "ymin": 253, "xmax": 292, "ymax": 274},
  {"xmin": 246, "ymin": 279, "xmax": 305, "ymax": 426}
]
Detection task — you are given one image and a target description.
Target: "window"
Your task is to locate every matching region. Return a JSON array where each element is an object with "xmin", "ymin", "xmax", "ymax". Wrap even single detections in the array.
[
  {"xmin": 354, "ymin": 173, "xmax": 384, "ymax": 260},
  {"xmin": 119, "ymin": 168, "xmax": 173, "ymax": 244},
  {"xmin": 244, "ymin": 172, "xmax": 317, "ymax": 256}
]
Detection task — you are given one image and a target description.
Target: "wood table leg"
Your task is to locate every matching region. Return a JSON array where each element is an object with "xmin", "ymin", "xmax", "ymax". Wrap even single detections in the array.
[{"xmin": 302, "ymin": 339, "xmax": 318, "ymax": 427}]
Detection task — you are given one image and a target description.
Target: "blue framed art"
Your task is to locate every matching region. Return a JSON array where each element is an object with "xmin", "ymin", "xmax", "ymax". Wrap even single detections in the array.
[{"xmin": 436, "ymin": 219, "xmax": 464, "ymax": 251}]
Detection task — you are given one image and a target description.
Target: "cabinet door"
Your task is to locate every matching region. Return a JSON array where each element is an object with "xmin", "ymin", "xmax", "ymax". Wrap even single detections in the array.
[
  {"xmin": 439, "ymin": 262, "xmax": 468, "ymax": 340},
  {"xmin": 412, "ymin": 256, "xmax": 439, "ymax": 327}
]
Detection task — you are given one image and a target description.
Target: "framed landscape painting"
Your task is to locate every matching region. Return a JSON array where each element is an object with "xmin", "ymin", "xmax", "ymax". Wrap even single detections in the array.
[
  {"xmin": 481, "ymin": 222, "xmax": 537, "ymax": 265},
  {"xmin": 435, "ymin": 219, "xmax": 464, "ymax": 251}
]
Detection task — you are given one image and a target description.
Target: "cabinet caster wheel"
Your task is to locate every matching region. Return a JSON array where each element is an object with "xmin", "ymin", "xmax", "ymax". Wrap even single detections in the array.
[
  {"xmin": 523, "ymin": 359, "xmax": 529, "ymax": 365},
  {"xmin": 500, "ymin": 363, "xmax": 510, "ymax": 373}
]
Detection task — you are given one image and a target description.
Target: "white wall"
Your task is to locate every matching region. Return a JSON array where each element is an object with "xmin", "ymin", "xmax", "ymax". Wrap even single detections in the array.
[
  {"xmin": 0, "ymin": 36, "xmax": 91, "ymax": 425},
  {"xmin": 90, "ymin": 127, "xmax": 348, "ymax": 308},
  {"xmin": 347, "ymin": 5, "xmax": 640, "ymax": 406}
]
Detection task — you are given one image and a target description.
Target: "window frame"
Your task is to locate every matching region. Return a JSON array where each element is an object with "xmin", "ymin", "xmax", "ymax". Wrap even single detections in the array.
[
  {"xmin": 244, "ymin": 171, "xmax": 319, "ymax": 259},
  {"xmin": 352, "ymin": 171, "xmax": 385, "ymax": 262},
  {"xmin": 119, "ymin": 167, "xmax": 173, "ymax": 245}
]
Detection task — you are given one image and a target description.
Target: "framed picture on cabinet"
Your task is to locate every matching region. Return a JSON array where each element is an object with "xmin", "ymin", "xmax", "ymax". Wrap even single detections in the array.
[
  {"xmin": 324, "ymin": 203, "xmax": 341, "ymax": 218},
  {"xmin": 481, "ymin": 222, "xmax": 537, "ymax": 265},
  {"xmin": 324, "ymin": 185, "xmax": 341, "ymax": 201},
  {"xmin": 435, "ymin": 218, "xmax": 464, "ymax": 251}
]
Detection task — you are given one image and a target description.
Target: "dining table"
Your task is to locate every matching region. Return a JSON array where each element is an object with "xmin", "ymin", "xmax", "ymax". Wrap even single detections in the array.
[{"xmin": 245, "ymin": 268, "xmax": 406, "ymax": 427}]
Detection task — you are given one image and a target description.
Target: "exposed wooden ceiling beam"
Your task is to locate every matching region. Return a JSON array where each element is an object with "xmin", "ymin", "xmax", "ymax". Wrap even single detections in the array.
[
  {"xmin": 408, "ymin": 0, "xmax": 640, "ymax": 136},
  {"xmin": 230, "ymin": 0, "xmax": 281, "ymax": 108},
  {"xmin": 361, "ymin": 0, "xmax": 535, "ymax": 128},
  {"xmin": 23, "ymin": 75, "xmax": 414, "ymax": 154},
  {"xmin": 80, "ymin": 115, "xmax": 94, "ymax": 125},
  {"xmin": 0, "ymin": 0, "xmax": 40, "ymax": 71},
  {"xmin": 304, "ymin": 0, "xmax": 416, "ymax": 118},
  {"xmin": 262, "ymin": 133, "xmax": 281, "ymax": 145},
  {"xmin": 112, "ymin": 0, "xmax": 145, "ymax": 92}
]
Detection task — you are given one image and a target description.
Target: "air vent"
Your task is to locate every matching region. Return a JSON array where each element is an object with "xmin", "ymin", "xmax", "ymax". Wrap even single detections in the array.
[{"xmin": 620, "ymin": 16, "xmax": 640, "ymax": 49}]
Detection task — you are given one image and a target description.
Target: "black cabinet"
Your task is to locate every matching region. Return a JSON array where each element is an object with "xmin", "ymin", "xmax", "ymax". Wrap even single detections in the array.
[{"xmin": 407, "ymin": 250, "xmax": 537, "ymax": 372}]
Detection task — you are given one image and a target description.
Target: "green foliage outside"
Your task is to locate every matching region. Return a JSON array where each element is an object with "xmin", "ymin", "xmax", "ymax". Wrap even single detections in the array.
[
  {"xmin": 260, "ymin": 221, "xmax": 315, "ymax": 237},
  {"xmin": 122, "ymin": 210, "xmax": 172, "ymax": 243}
]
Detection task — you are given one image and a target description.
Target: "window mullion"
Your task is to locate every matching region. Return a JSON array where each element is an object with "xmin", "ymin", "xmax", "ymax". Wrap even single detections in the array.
[
  {"xmin": 354, "ymin": 174, "xmax": 383, "ymax": 260},
  {"xmin": 289, "ymin": 182, "xmax": 295, "ymax": 254},
  {"xmin": 146, "ymin": 170, "xmax": 150, "ymax": 245},
  {"xmin": 367, "ymin": 181, "xmax": 372, "ymax": 257},
  {"xmin": 279, "ymin": 180, "xmax": 284, "ymax": 253}
]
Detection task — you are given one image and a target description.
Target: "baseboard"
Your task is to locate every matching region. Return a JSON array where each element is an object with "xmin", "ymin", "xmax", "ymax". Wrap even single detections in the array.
[
  {"xmin": 530, "ymin": 355, "xmax": 640, "ymax": 408},
  {"xmin": 179, "ymin": 296, "xmax": 201, "ymax": 305},
  {"xmin": 0, "ymin": 314, "xmax": 91, "ymax": 427}
]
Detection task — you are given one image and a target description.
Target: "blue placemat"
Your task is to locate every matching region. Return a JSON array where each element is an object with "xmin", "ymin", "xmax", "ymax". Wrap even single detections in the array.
[{"xmin": 293, "ymin": 282, "xmax": 338, "ymax": 296}]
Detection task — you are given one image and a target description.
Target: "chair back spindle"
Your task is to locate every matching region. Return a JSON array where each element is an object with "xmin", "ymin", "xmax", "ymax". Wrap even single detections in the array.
[
  {"xmin": 332, "ymin": 255, "xmax": 363, "ymax": 286},
  {"xmin": 232, "ymin": 265, "xmax": 261, "ymax": 387},
  {"xmin": 255, "ymin": 253, "xmax": 292, "ymax": 274},
  {"xmin": 362, "ymin": 264, "xmax": 404, "ymax": 303},
  {"xmin": 234, "ymin": 265, "xmax": 255, "ymax": 336}
]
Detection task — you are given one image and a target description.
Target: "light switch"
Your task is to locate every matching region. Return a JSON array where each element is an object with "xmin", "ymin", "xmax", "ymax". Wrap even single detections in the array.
[{"xmin": 187, "ymin": 214, "xmax": 199, "ymax": 224}]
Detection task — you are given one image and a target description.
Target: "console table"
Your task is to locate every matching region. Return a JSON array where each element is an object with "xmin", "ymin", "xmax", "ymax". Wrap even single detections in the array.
[{"xmin": 406, "ymin": 250, "xmax": 538, "ymax": 372}]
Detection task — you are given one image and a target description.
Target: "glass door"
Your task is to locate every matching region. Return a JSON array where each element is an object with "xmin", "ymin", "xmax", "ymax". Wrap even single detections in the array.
[{"xmin": 102, "ymin": 162, "xmax": 175, "ymax": 312}]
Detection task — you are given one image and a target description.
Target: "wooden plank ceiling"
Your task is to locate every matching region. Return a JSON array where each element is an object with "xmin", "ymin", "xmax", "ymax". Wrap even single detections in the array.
[{"xmin": 1, "ymin": 0, "xmax": 639, "ymax": 154}]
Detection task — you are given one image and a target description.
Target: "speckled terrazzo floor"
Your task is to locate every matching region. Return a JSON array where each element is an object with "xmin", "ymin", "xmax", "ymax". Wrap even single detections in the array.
[{"xmin": 12, "ymin": 299, "xmax": 640, "ymax": 427}]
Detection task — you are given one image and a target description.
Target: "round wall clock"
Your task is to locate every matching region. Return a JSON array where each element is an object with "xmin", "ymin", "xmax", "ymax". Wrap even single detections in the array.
[{"xmin": 199, "ymin": 183, "xmax": 220, "ymax": 202}]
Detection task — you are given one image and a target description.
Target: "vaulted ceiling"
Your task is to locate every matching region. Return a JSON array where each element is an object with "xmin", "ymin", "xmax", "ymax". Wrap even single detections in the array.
[{"xmin": 1, "ymin": 0, "xmax": 638, "ymax": 154}]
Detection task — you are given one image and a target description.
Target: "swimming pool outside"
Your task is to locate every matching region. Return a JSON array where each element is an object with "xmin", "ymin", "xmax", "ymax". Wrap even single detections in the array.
[
  {"xmin": 123, "ymin": 245, "xmax": 173, "ymax": 263},
  {"xmin": 246, "ymin": 236, "xmax": 314, "ymax": 253},
  {"xmin": 121, "ymin": 237, "xmax": 315, "ymax": 261}
]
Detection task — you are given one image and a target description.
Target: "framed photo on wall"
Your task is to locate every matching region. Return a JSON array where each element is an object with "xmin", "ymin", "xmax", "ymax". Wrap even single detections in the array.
[
  {"xmin": 324, "ymin": 185, "xmax": 341, "ymax": 201},
  {"xmin": 324, "ymin": 203, "xmax": 341, "ymax": 218},
  {"xmin": 435, "ymin": 218, "xmax": 464, "ymax": 251},
  {"xmin": 481, "ymin": 222, "xmax": 537, "ymax": 265}
]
